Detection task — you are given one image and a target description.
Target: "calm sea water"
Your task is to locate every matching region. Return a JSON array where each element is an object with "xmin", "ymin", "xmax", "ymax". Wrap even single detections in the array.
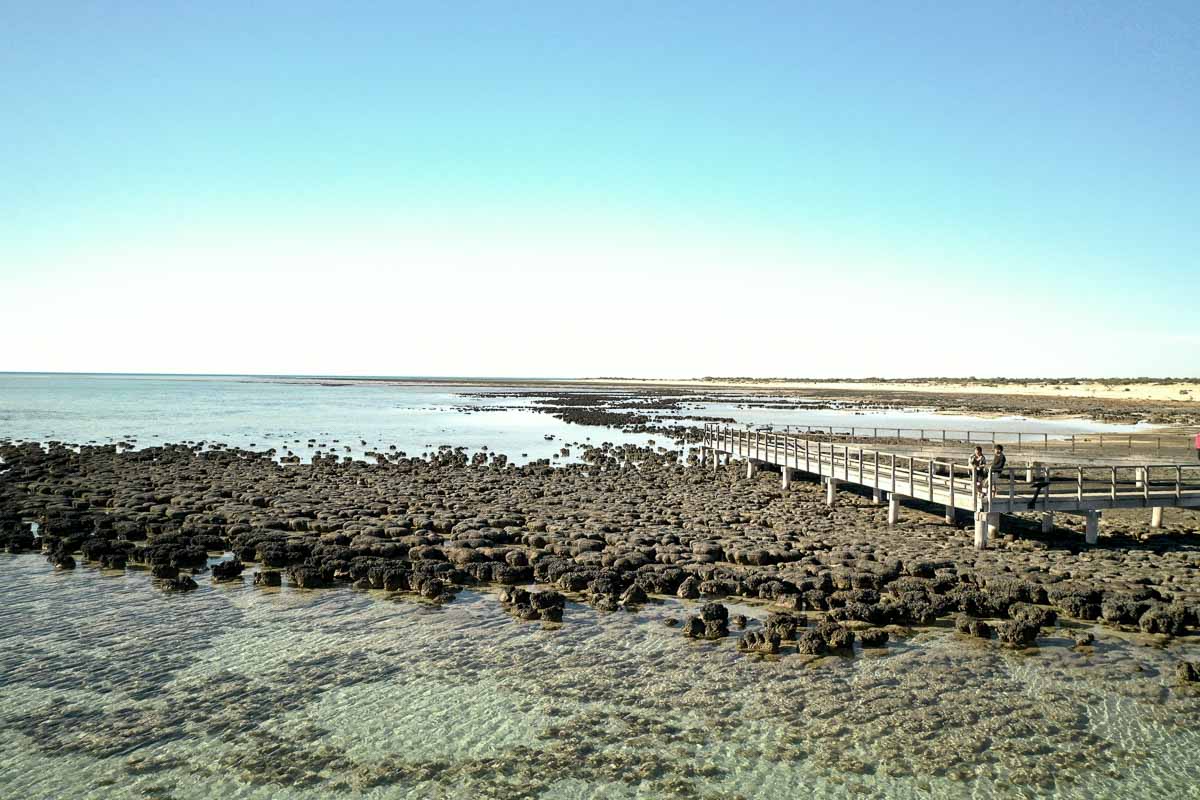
[
  {"xmin": 0, "ymin": 373, "xmax": 1143, "ymax": 464},
  {"xmin": 1, "ymin": 556, "xmax": 1199, "ymax": 800}
]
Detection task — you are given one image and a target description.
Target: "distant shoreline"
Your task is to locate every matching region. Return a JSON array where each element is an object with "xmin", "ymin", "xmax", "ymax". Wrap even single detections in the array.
[
  {"xmin": 568, "ymin": 377, "xmax": 1200, "ymax": 404},
  {"xmin": 2, "ymin": 372, "xmax": 1197, "ymax": 405}
]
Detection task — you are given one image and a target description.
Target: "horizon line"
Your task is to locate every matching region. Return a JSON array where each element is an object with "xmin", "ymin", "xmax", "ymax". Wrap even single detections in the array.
[{"xmin": 1, "ymin": 371, "xmax": 1197, "ymax": 383}]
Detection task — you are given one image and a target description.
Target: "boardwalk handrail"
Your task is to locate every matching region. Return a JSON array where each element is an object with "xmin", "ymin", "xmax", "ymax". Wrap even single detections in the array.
[
  {"xmin": 725, "ymin": 422, "xmax": 1189, "ymax": 454},
  {"xmin": 703, "ymin": 423, "xmax": 1200, "ymax": 515},
  {"xmin": 705, "ymin": 424, "xmax": 992, "ymax": 510},
  {"xmin": 984, "ymin": 462, "xmax": 1200, "ymax": 514}
]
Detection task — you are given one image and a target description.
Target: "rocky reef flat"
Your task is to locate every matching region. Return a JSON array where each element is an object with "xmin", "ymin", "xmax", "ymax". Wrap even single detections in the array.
[
  {"xmin": 5, "ymin": 437, "xmax": 1200, "ymax": 798},
  {"xmin": 3, "ymin": 438, "xmax": 1200, "ymax": 681}
]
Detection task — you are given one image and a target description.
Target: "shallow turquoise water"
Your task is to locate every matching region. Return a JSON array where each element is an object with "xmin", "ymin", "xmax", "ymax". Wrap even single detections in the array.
[
  {"xmin": 0, "ymin": 374, "xmax": 1144, "ymax": 466},
  {"xmin": 2, "ymin": 555, "xmax": 1199, "ymax": 800},
  {"xmin": 0, "ymin": 373, "xmax": 654, "ymax": 463}
]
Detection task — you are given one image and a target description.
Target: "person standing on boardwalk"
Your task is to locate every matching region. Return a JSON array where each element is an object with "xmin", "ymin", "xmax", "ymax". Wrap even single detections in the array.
[
  {"xmin": 990, "ymin": 444, "xmax": 1007, "ymax": 493},
  {"xmin": 971, "ymin": 446, "xmax": 988, "ymax": 494}
]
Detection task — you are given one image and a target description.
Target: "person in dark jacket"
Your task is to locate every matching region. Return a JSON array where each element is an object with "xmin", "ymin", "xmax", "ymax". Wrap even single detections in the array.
[
  {"xmin": 989, "ymin": 444, "xmax": 1007, "ymax": 492},
  {"xmin": 971, "ymin": 446, "xmax": 987, "ymax": 493}
]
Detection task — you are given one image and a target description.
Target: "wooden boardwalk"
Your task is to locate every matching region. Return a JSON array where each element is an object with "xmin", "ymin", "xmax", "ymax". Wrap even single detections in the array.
[
  {"xmin": 728, "ymin": 423, "xmax": 1195, "ymax": 461},
  {"xmin": 701, "ymin": 424, "xmax": 1200, "ymax": 548}
]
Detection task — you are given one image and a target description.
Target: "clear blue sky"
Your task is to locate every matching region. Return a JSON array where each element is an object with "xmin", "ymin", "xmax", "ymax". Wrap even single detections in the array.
[{"xmin": 2, "ymin": 1, "xmax": 1197, "ymax": 377}]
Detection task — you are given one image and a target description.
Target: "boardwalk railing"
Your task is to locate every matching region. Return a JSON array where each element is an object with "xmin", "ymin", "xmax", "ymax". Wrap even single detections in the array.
[
  {"xmin": 984, "ymin": 463, "xmax": 1200, "ymax": 514},
  {"xmin": 703, "ymin": 424, "xmax": 1200, "ymax": 516},
  {"xmin": 745, "ymin": 424, "xmax": 1190, "ymax": 455}
]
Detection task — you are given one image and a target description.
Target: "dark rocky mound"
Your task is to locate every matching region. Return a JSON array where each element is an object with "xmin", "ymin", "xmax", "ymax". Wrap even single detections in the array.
[
  {"xmin": 499, "ymin": 586, "xmax": 566, "ymax": 622},
  {"xmin": 0, "ymin": 437, "xmax": 1197, "ymax": 674}
]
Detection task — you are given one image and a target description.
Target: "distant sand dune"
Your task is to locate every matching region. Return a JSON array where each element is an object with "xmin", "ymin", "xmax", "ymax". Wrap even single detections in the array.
[{"xmin": 576, "ymin": 378, "xmax": 1199, "ymax": 404}]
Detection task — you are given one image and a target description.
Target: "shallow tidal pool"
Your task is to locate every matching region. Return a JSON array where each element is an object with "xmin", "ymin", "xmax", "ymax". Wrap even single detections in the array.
[{"xmin": 2, "ymin": 555, "xmax": 1199, "ymax": 800}]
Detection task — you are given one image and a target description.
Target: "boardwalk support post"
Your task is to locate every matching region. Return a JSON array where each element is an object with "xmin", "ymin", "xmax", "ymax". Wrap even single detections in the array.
[
  {"xmin": 872, "ymin": 488, "xmax": 883, "ymax": 506},
  {"xmin": 1151, "ymin": 507, "xmax": 1163, "ymax": 528},
  {"xmin": 1041, "ymin": 511, "xmax": 1054, "ymax": 533},
  {"xmin": 781, "ymin": 467, "xmax": 791, "ymax": 491},
  {"xmin": 887, "ymin": 495, "xmax": 899, "ymax": 526},
  {"xmin": 985, "ymin": 512, "xmax": 1001, "ymax": 541},
  {"xmin": 1085, "ymin": 510, "xmax": 1100, "ymax": 544},
  {"xmin": 974, "ymin": 512, "xmax": 988, "ymax": 549},
  {"xmin": 944, "ymin": 504, "xmax": 954, "ymax": 524},
  {"xmin": 746, "ymin": 459, "xmax": 756, "ymax": 480},
  {"xmin": 825, "ymin": 478, "xmax": 838, "ymax": 506}
]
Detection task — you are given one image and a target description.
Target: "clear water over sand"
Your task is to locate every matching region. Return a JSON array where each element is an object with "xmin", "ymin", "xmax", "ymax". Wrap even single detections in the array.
[{"xmin": 2, "ymin": 555, "xmax": 1199, "ymax": 799}]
